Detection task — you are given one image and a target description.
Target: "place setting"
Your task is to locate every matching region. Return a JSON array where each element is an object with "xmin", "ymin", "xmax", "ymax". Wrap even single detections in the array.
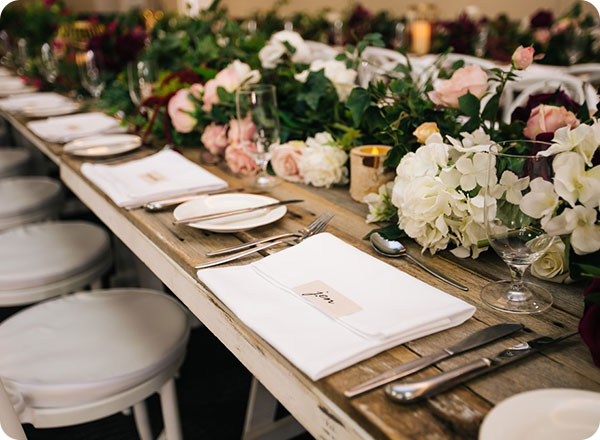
[{"xmin": 0, "ymin": 92, "xmax": 81, "ymax": 118}]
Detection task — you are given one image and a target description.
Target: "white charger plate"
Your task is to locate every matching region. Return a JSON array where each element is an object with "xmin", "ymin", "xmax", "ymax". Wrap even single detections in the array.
[
  {"xmin": 63, "ymin": 134, "xmax": 142, "ymax": 157},
  {"xmin": 480, "ymin": 389, "xmax": 600, "ymax": 440},
  {"xmin": 173, "ymin": 193, "xmax": 287, "ymax": 233},
  {"xmin": 22, "ymin": 100, "xmax": 81, "ymax": 118}
]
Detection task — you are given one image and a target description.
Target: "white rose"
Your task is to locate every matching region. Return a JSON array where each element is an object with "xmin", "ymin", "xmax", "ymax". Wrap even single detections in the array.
[
  {"xmin": 259, "ymin": 31, "xmax": 311, "ymax": 69},
  {"xmin": 295, "ymin": 59, "xmax": 357, "ymax": 101},
  {"xmin": 530, "ymin": 237, "xmax": 571, "ymax": 283}
]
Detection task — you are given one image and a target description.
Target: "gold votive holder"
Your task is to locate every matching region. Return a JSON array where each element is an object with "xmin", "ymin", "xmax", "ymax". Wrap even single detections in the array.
[{"xmin": 349, "ymin": 145, "xmax": 394, "ymax": 203}]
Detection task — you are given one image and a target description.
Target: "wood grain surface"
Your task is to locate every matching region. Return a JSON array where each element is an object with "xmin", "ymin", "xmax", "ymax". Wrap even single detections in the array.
[{"xmin": 3, "ymin": 109, "xmax": 598, "ymax": 440}]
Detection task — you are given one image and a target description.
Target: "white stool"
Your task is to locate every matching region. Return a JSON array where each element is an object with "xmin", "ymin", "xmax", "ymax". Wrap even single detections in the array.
[
  {"xmin": 0, "ymin": 177, "xmax": 62, "ymax": 230},
  {"xmin": 0, "ymin": 288, "xmax": 190, "ymax": 440},
  {"xmin": 0, "ymin": 148, "xmax": 31, "ymax": 178},
  {"xmin": 0, "ymin": 221, "xmax": 112, "ymax": 306}
]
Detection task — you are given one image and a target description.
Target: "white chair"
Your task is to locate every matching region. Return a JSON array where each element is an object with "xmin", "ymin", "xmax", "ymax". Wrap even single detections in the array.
[
  {"xmin": 440, "ymin": 53, "xmax": 497, "ymax": 71},
  {"xmin": 0, "ymin": 148, "xmax": 31, "ymax": 178},
  {"xmin": 0, "ymin": 221, "xmax": 112, "ymax": 306},
  {"xmin": 566, "ymin": 63, "xmax": 600, "ymax": 85},
  {"xmin": 0, "ymin": 288, "xmax": 190, "ymax": 440},
  {"xmin": 502, "ymin": 74, "xmax": 586, "ymax": 123},
  {"xmin": 0, "ymin": 378, "xmax": 26, "ymax": 440},
  {"xmin": 305, "ymin": 41, "xmax": 339, "ymax": 62},
  {"xmin": 0, "ymin": 177, "xmax": 62, "ymax": 230},
  {"xmin": 358, "ymin": 46, "xmax": 409, "ymax": 88}
]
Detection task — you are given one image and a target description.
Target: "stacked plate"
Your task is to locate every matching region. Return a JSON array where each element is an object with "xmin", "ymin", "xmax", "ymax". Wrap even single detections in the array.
[
  {"xmin": 0, "ymin": 92, "xmax": 80, "ymax": 118},
  {"xmin": 63, "ymin": 134, "xmax": 142, "ymax": 158},
  {"xmin": 0, "ymin": 77, "xmax": 34, "ymax": 97}
]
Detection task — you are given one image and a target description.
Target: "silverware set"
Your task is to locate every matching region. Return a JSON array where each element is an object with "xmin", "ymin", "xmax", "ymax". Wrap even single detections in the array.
[
  {"xmin": 344, "ymin": 324, "xmax": 577, "ymax": 403},
  {"xmin": 194, "ymin": 213, "xmax": 334, "ymax": 269}
]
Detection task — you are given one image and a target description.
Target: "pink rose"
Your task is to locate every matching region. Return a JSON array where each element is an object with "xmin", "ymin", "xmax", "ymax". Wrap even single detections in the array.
[
  {"xmin": 201, "ymin": 70, "xmax": 239, "ymax": 112},
  {"xmin": 225, "ymin": 143, "xmax": 258, "ymax": 176},
  {"xmin": 190, "ymin": 83, "xmax": 204, "ymax": 99},
  {"xmin": 228, "ymin": 116, "xmax": 257, "ymax": 144},
  {"xmin": 534, "ymin": 28, "xmax": 551, "ymax": 45},
  {"xmin": 202, "ymin": 79, "xmax": 218, "ymax": 112},
  {"xmin": 512, "ymin": 46, "xmax": 535, "ymax": 70},
  {"xmin": 271, "ymin": 142, "xmax": 305, "ymax": 182},
  {"xmin": 523, "ymin": 104, "xmax": 580, "ymax": 140},
  {"xmin": 428, "ymin": 65, "xmax": 488, "ymax": 109},
  {"xmin": 201, "ymin": 123, "xmax": 229, "ymax": 155},
  {"xmin": 167, "ymin": 88, "xmax": 197, "ymax": 133}
]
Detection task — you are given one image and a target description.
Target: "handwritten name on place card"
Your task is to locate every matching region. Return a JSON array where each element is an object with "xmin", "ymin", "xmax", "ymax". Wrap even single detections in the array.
[{"xmin": 292, "ymin": 281, "xmax": 362, "ymax": 319}]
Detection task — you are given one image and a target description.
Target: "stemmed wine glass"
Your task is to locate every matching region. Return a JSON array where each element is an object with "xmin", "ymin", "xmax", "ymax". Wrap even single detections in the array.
[
  {"xmin": 78, "ymin": 50, "xmax": 104, "ymax": 98},
  {"xmin": 482, "ymin": 141, "xmax": 557, "ymax": 314},
  {"xmin": 40, "ymin": 43, "xmax": 58, "ymax": 84},
  {"xmin": 235, "ymin": 84, "xmax": 281, "ymax": 189},
  {"xmin": 0, "ymin": 31, "xmax": 11, "ymax": 66},
  {"xmin": 127, "ymin": 60, "xmax": 156, "ymax": 106},
  {"xmin": 16, "ymin": 38, "xmax": 28, "ymax": 74}
]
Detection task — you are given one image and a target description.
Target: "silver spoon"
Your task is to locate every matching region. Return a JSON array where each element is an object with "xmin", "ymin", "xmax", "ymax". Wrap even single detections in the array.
[{"xmin": 370, "ymin": 233, "xmax": 469, "ymax": 291}]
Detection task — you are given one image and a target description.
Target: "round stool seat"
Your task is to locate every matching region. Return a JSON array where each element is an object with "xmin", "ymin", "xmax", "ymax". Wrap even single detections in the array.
[
  {"xmin": 0, "ymin": 289, "xmax": 190, "ymax": 409},
  {"xmin": 0, "ymin": 148, "xmax": 31, "ymax": 178},
  {"xmin": 0, "ymin": 221, "xmax": 110, "ymax": 291},
  {"xmin": 0, "ymin": 177, "xmax": 62, "ymax": 230}
]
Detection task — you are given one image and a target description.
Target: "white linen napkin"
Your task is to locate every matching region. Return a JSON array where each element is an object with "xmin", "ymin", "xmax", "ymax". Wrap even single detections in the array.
[
  {"xmin": 26, "ymin": 112, "xmax": 124, "ymax": 143},
  {"xmin": 81, "ymin": 150, "xmax": 228, "ymax": 208},
  {"xmin": 0, "ymin": 92, "xmax": 73, "ymax": 113},
  {"xmin": 197, "ymin": 233, "xmax": 475, "ymax": 380}
]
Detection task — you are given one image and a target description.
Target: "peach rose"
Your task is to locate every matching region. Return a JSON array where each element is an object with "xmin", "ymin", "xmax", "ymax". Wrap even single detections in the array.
[
  {"xmin": 523, "ymin": 104, "xmax": 580, "ymax": 140},
  {"xmin": 167, "ymin": 88, "xmax": 197, "ymax": 134},
  {"xmin": 428, "ymin": 65, "xmax": 488, "ymax": 109},
  {"xmin": 225, "ymin": 143, "xmax": 258, "ymax": 175},
  {"xmin": 201, "ymin": 123, "xmax": 229, "ymax": 155},
  {"xmin": 271, "ymin": 141, "xmax": 306, "ymax": 182},
  {"xmin": 413, "ymin": 122, "xmax": 440, "ymax": 144},
  {"xmin": 228, "ymin": 116, "xmax": 257, "ymax": 144},
  {"xmin": 512, "ymin": 46, "xmax": 535, "ymax": 70}
]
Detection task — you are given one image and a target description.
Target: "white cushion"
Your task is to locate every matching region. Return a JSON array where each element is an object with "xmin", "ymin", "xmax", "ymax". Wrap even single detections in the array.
[
  {"xmin": 0, "ymin": 289, "xmax": 190, "ymax": 408},
  {"xmin": 0, "ymin": 221, "xmax": 110, "ymax": 290},
  {"xmin": 0, "ymin": 177, "xmax": 62, "ymax": 222},
  {"xmin": 0, "ymin": 148, "xmax": 30, "ymax": 178}
]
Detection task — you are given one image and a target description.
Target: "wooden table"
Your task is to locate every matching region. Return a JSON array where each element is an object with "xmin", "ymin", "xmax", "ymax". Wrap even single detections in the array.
[{"xmin": 3, "ymin": 110, "xmax": 600, "ymax": 440}]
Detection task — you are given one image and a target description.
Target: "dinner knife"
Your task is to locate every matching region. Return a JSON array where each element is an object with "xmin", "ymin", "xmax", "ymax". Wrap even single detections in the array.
[
  {"xmin": 385, "ymin": 331, "xmax": 577, "ymax": 403},
  {"xmin": 344, "ymin": 323, "xmax": 523, "ymax": 398},
  {"xmin": 142, "ymin": 187, "xmax": 244, "ymax": 211},
  {"xmin": 172, "ymin": 199, "xmax": 303, "ymax": 225}
]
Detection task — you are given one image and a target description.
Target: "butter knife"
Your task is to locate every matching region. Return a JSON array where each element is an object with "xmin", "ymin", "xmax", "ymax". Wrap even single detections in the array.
[
  {"xmin": 141, "ymin": 187, "xmax": 244, "ymax": 211},
  {"xmin": 173, "ymin": 199, "xmax": 303, "ymax": 225},
  {"xmin": 385, "ymin": 331, "xmax": 577, "ymax": 403},
  {"xmin": 345, "ymin": 323, "xmax": 523, "ymax": 398}
]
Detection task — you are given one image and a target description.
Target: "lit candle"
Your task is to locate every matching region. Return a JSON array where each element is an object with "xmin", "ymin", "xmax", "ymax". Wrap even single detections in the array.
[
  {"xmin": 349, "ymin": 145, "xmax": 394, "ymax": 203},
  {"xmin": 411, "ymin": 20, "xmax": 431, "ymax": 55}
]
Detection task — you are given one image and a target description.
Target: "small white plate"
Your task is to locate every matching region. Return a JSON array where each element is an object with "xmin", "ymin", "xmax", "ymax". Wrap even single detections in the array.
[
  {"xmin": 22, "ymin": 100, "xmax": 81, "ymax": 118},
  {"xmin": 480, "ymin": 388, "xmax": 600, "ymax": 440},
  {"xmin": 64, "ymin": 134, "xmax": 142, "ymax": 157},
  {"xmin": 173, "ymin": 193, "xmax": 287, "ymax": 233}
]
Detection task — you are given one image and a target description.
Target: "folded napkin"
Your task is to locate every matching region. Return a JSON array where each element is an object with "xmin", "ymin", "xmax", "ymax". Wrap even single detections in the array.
[
  {"xmin": 0, "ymin": 92, "xmax": 72, "ymax": 113},
  {"xmin": 81, "ymin": 150, "xmax": 228, "ymax": 208},
  {"xmin": 197, "ymin": 233, "xmax": 475, "ymax": 380},
  {"xmin": 27, "ymin": 112, "xmax": 123, "ymax": 143},
  {"xmin": 0, "ymin": 77, "xmax": 34, "ymax": 96}
]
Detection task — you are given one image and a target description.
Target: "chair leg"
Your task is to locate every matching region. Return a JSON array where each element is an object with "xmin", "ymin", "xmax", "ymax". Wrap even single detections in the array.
[
  {"xmin": 133, "ymin": 401, "xmax": 153, "ymax": 440},
  {"xmin": 159, "ymin": 379, "xmax": 183, "ymax": 440}
]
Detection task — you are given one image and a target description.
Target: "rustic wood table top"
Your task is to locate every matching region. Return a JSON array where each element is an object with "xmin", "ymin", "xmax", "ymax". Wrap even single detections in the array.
[{"xmin": 3, "ymin": 108, "xmax": 599, "ymax": 440}]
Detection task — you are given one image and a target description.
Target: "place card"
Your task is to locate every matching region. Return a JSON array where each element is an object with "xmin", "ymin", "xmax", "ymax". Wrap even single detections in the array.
[{"xmin": 293, "ymin": 280, "xmax": 362, "ymax": 319}]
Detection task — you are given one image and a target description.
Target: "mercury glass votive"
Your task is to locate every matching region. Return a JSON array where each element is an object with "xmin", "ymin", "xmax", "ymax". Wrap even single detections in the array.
[{"xmin": 349, "ymin": 145, "xmax": 394, "ymax": 202}]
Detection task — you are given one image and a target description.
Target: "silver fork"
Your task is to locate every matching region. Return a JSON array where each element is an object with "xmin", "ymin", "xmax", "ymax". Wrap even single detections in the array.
[
  {"xmin": 206, "ymin": 213, "xmax": 332, "ymax": 257},
  {"xmin": 194, "ymin": 213, "xmax": 334, "ymax": 269}
]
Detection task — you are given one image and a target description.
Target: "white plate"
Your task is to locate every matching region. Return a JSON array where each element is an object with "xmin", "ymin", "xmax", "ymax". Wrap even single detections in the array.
[
  {"xmin": 480, "ymin": 389, "xmax": 600, "ymax": 440},
  {"xmin": 173, "ymin": 193, "xmax": 287, "ymax": 233},
  {"xmin": 63, "ymin": 134, "xmax": 142, "ymax": 157},
  {"xmin": 22, "ymin": 100, "xmax": 81, "ymax": 118}
]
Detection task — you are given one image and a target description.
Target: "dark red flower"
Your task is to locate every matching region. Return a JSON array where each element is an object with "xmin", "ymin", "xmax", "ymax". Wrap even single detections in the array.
[
  {"xmin": 511, "ymin": 89, "xmax": 581, "ymax": 124},
  {"xmin": 579, "ymin": 278, "xmax": 600, "ymax": 368},
  {"xmin": 530, "ymin": 10, "xmax": 554, "ymax": 29},
  {"xmin": 43, "ymin": 0, "xmax": 57, "ymax": 7}
]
